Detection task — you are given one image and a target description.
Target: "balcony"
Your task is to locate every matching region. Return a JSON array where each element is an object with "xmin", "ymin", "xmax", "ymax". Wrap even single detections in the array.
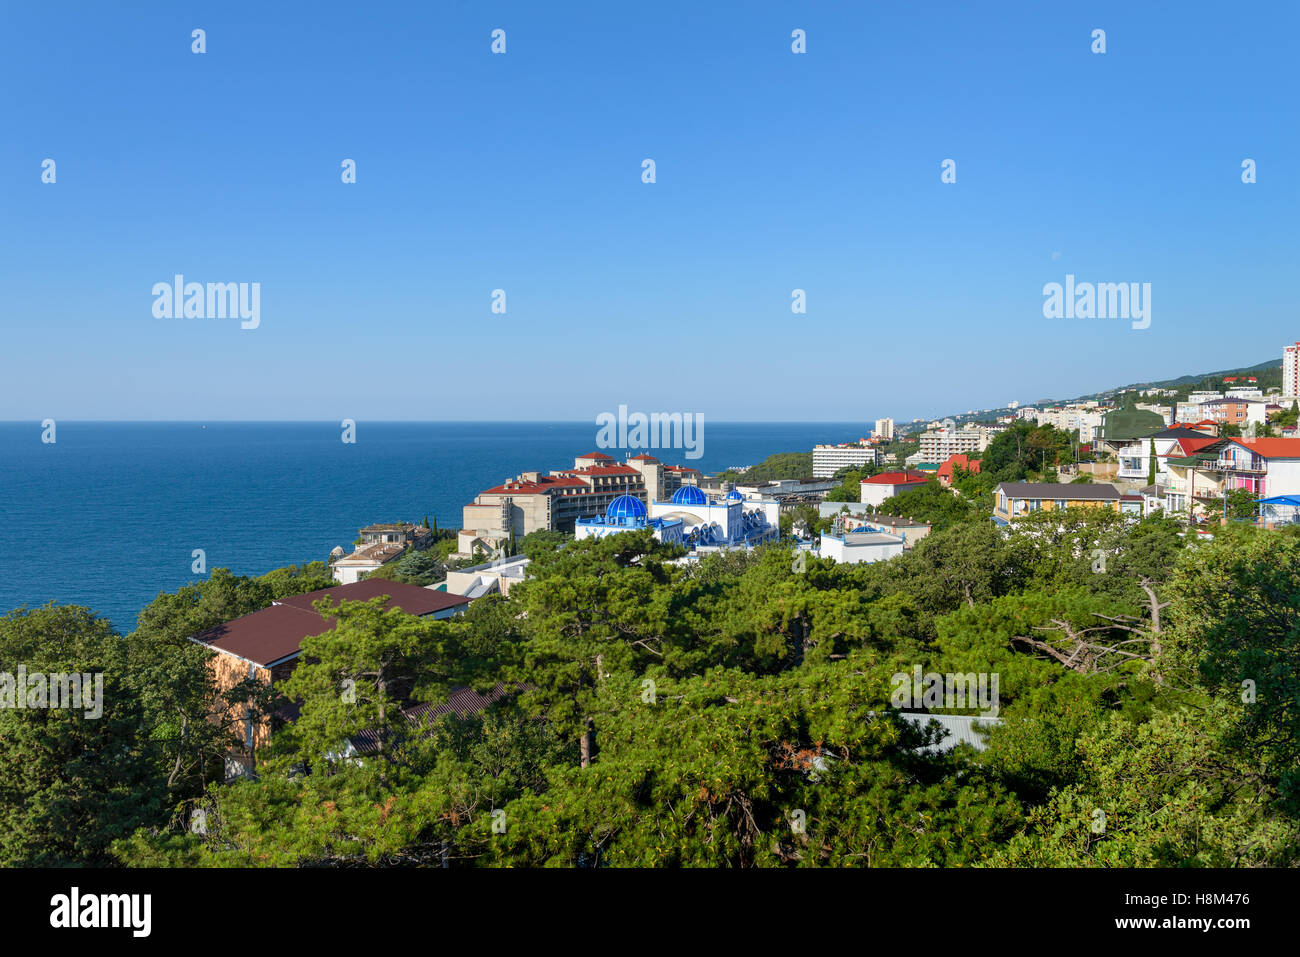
[{"xmin": 1201, "ymin": 457, "xmax": 1266, "ymax": 474}]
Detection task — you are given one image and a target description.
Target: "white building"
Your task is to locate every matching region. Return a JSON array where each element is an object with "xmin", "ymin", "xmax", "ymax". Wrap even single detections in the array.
[
  {"xmin": 917, "ymin": 428, "xmax": 988, "ymax": 464},
  {"xmin": 873, "ymin": 418, "xmax": 895, "ymax": 441},
  {"xmin": 1285, "ymin": 343, "xmax": 1300, "ymax": 398},
  {"xmin": 1115, "ymin": 427, "xmax": 1218, "ymax": 484},
  {"xmin": 812, "ymin": 443, "xmax": 879, "ymax": 478},
  {"xmin": 576, "ymin": 486, "xmax": 779, "ymax": 550},
  {"xmin": 444, "ymin": 555, "xmax": 532, "ymax": 598},
  {"xmin": 860, "ymin": 470, "xmax": 929, "ymax": 507},
  {"xmin": 1135, "ymin": 403, "xmax": 1173, "ymax": 426},
  {"xmin": 574, "ymin": 494, "xmax": 686, "ymax": 545},
  {"xmin": 1033, "ymin": 406, "xmax": 1107, "ymax": 442},
  {"xmin": 330, "ymin": 522, "xmax": 433, "ymax": 585},
  {"xmin": 818, "ymin": 530, "xmax": 905, "ymax": 564}
]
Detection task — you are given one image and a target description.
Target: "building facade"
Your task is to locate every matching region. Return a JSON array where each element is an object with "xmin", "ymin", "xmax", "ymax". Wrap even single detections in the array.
[
  {"xmin": 992, "ymin": 482, "xmax": 1122, "ymax": 523},
  {"xmin": 917, "ymin": 428, "xmax": 989, "ymax": 464},
  {"xmin": 860, "ymin": 470, "xmax": 929, "ymax": 507},
  {"xmin": 818, "ymin": 530, "xmax": 905, "ymax": 564},
  {"xmin": 812, "ymin": 444, "xmax": 879, "ymax": 478},
  {"xmin": 462, "ymin": 453, "xmax": 703, "ymax": 538},
  {"xmin": 1285, "ymin": 343, "xmax": 1300, "ymax": 398}
]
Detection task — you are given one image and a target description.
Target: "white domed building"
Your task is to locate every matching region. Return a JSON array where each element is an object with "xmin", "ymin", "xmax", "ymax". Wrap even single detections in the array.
[
  {"xmin": 574, "ymin": 493, "xmax": 686, "ymax": 544},
  {"xmin": 647, "ymin": 485, "xmax": 780, "ymax": 549}
]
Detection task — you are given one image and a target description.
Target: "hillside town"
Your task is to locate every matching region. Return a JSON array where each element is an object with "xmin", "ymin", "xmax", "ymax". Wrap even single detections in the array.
[{"xmin": 173, "ymin": 346, "xmax": 1300, "ymax": 780}]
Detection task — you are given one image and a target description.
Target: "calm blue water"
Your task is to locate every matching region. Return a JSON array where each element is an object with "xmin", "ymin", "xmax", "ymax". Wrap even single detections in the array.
[{"xmin": 0, "ymin": 421, "xmax": 866, "ymax": 631}]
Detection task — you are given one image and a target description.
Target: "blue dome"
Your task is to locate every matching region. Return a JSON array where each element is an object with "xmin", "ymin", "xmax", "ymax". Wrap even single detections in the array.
[
  {"xmin": 725, "ymin": 490, "xmax": 744, "ymax": 501},
  {"xmin": 606, "ymin": 494, "xmax": 647, "ymax": 521},
  {"xmin": 671, "ymin": 485, "xmax": 709, "ymax": 506}
]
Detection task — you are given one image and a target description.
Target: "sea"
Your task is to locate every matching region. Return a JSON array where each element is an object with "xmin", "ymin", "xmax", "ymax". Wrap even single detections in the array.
[{"xmin": 0, "ymin": 421, "xmax": 867, "ymax": 632}]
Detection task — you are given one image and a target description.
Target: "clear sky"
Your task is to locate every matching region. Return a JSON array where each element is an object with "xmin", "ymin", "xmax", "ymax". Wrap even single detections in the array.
[{"xmin": 1, "ymin": 1, "xmax": 1296, "ymax": 422}]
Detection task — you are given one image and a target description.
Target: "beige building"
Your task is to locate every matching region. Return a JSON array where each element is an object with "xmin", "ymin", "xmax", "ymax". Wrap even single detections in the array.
[
  {"xmin": 461, "ymin": 453, "xmax": 701, "ymax": 538},
  {"xmin": 917, "ymin": 428, "xmax": 989, "ymax": 464},
  {"xmin": 331, "ymin": 522, "xmax": 433, "ymax": 585}
]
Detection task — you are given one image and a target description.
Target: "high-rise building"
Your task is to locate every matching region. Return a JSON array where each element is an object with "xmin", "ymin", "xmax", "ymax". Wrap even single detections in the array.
[
  {"xmin": 1284, "ymin": 342, "xmax": 1300, "ymax": 397},
  {"xmin": 812, "ymin": 444, "xmax": 879, "ymax": 478},
  {"xmin": 917, "ymin": 427, "xmax": 990, "ymax": 464},
  {"xmin": 873, "ymin": 418, "xmax": 895, "ymax": 441}
]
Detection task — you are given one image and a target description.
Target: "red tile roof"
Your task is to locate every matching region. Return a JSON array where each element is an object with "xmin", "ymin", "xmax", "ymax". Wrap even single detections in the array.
[
  {"xmin": 576, "ymin": 451, "xmax": 613, "ymax": 460},
  {"xmin": 862, "ymin": 470, "xmax": 930, "ymax": 485},
  {"xmin": 481, "ymin": 475, "xmax": 589, "ymax": 494},
  {"xmin": 1175, "ymin": 437, "xmax": 1220, "ymax": 455},
  {"xmin": 1231, "ymin": 438, "xmax": 1300, "ymax": 458},
  {"xmin": 937, "ymin": 454, "xmax": 981, "ymax": 480},
  {"xmin": 194, "ymin": 580, "xmax": 471, "ymax": 667},
  {"xmin": 566, "ymin": 464, "xmax": 640, "ymax": 476}
]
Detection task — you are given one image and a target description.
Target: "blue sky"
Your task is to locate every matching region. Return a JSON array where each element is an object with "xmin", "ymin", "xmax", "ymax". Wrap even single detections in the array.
[{"xmin": 1, "ymin": 1, "xmax": 1296, "ymax": 423}]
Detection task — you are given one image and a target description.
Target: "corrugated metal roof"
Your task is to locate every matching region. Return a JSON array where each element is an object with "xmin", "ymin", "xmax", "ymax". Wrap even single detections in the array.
[{"xmin": 898, "ymin": 713, "xmax": 1001, "ymax": 753}]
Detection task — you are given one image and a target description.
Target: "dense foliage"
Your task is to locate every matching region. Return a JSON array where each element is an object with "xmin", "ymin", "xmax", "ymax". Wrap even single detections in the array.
[
  {"xmin": 718, "ymin": 451, "xmax": 813, "ymax": 483},
  {"xmin": 5, "ymin": 507, "xmax": 1299, "ymax": 868}
]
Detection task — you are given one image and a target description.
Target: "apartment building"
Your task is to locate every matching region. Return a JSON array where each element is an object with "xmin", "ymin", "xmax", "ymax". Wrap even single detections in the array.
[
  {"xmin": 917, "ymin": 427, "xmax": 989, "ymax": 464},
  {"xmin": 1034, "ymin": 405, "xmax": 1107, "ymax": 443},
  {"xmin": 812, "ymin": 443, "xmax": 880, "ymax": 478},
  {"xmin": 462, "ymin": 452, "xmax": 703, "ymax": 538},
  {"xmin": 1201, "ymin": 397, "xmax": 1267, "ymax": 429},
  {"xmin": 873, "ymin": 418, "xmax": 895, "ymax": 441},
  {"xmin": 1285, "ymin": 343, "xmax": 1300, "ymax": 398}
]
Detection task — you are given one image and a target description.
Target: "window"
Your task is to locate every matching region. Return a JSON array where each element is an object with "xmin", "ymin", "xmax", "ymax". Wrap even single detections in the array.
[{"xmin": 1055, "ymin": 500, "xmax": 1067, "ymax": 510}]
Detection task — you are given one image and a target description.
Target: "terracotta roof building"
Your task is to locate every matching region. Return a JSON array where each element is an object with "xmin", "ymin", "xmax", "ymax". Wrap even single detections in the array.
[
  {"xmin": 191, "ymin": 579, "xmax": 471, "ymax": 773},
  {"xmin": 859, "ymin": 469, "xmax": 930, "ymax": 507},
  {"xmin": 937, "ymin": 454, "xmax": 981, "ymax": 487},
  {"xmin": 462, "ymin": 453, "xmax": 704, "ymax": 538}
]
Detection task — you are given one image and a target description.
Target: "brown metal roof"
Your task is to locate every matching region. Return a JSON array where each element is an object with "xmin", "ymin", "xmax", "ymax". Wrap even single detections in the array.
[
  {"xmin": 347, "ymin": 684, "xmax": 513, "ymax": 754},
  {"xmin": 277, "ymin": 579, "xmax": 469, "ymax": 617},
  {"xmin": 193, "ymin": 580, "xmax": 470, "ymax": 666}
]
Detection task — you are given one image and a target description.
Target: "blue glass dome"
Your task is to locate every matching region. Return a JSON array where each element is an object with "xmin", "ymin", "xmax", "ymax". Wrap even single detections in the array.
[
  {"xmin": 671, "ymin": 485, "xmax": 709, "ymax": 506},
  {"xmin": 606, "ymin": 494, "xmax": 647, "ymax": 521},
  {"xmin": 725, "ymin": 489, "xmax": 744, "ymax": 501}
]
